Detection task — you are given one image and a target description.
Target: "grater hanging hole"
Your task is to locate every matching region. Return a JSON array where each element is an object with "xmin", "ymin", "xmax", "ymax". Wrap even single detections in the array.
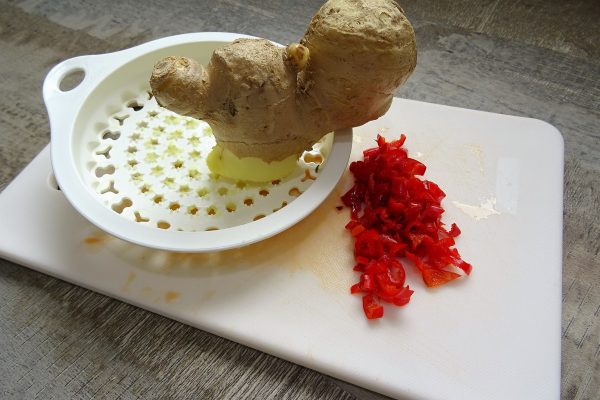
[
  {"xmin": 111, "ymin": 198, "xmax": 133, "ymax": 214},
  {"xmin": 59, "ymin": 68, "xmax": 85, "ymax": 92},
  {"xmin": 95, "ymin": 165, "xmax": 115, "ymax": 178}
]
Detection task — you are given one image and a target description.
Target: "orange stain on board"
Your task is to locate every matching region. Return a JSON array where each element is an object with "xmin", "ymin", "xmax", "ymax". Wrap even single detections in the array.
[
  {"xmin": 164, "ymin": 291, "xmax": 181, "ymax": 303},
  {"xmin": 84, "ymin": 236, "xmax": 103, "ymax": 245}
]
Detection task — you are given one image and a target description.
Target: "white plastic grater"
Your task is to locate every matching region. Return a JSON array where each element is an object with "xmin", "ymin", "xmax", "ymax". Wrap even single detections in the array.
[{"xmin": 43, "ymin": 33, "xmax": 352, "ymax": 252}]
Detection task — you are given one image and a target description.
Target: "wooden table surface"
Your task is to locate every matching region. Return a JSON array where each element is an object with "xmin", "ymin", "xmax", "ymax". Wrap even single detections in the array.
[{"xmin": 1, "ymin": 1, "xmax": 598, "ymax": 399}]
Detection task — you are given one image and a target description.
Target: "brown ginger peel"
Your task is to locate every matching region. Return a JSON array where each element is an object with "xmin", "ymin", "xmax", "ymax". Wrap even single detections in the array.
[{"xmin": 150, "ymin": 0, "xmax": 417, "ymax": 162}]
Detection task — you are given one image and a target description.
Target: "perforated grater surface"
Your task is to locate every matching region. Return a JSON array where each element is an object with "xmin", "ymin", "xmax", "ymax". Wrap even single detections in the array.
[
  {"xmin": 43, "ymin": 33, "xmax": 352, "ymax": 251},
  {"xmin": 89, "ymin": 92, "xmax": 331, "ymax": 232}
]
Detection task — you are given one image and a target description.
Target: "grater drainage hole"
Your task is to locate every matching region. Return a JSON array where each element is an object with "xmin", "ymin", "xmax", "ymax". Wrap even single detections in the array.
[
  {"xmin": 217, "ymin": 187, "xmax": 229, "ymax": 196},
  {"xmin": 271, "ymin": 179, "xmax": 281, "ymax": 185},
  {"xmin": 153, "ymin": 194, "xmax": 164, "ymax": 204},
  {"xmin": 301, "ymin": 169, "xmax": 317, "ymax": 182},
  {"xmin": 95, "ymin": 146, "xmax": 112, "ymax": 159},
  {"xmin": 102, "ymin": 130, "xmax": 121, "ymax": 140},
  {"xmin": 289, "ymin": 187, "xmax": 302, "ymax": 197},
  {"xmin": 111, "ymin": 198, "xmax": 132, "ymax": 214},
  {"xmin": 127, "ymin": 100, "xmax": 144, "ymax": 112},
  {"xmin": 114, "ymin": 114, "xmax": 129, "ymax": 126},
  {"xmin": 127, "ymin": 146, "xmax": 138, "ymax": 154},
  {"xmin": 304, "ymin": 153, "xmax": 324, "ymax": 164},
  {"xmin": 197, "ymin": 188, "xmax": 209, "ymax": 197},
  {"xmin": 169, "ymin": 202, "xmax": 181, "ymax": 211},
  {"xmin": 157, "ymin": 221, "xmax": 171, "ymax": 229},
  {"xmin": 173, "ymin": 160, "xmax": 184, "ymax": 169},
  {"xmin": 95, "ymin": 165, "xmax": 115, "ymax": 178},
  {"xmin": 127, "ymin": 159, "xmax": 138, "ymax": 168},
  {"xmin": 134, "ymin": 211, "xmax": 150, "ymax": 223},
  {"xmin": 236, "ymin": 181, "xmax": 247, "ymax": 189},
  {"xmin": 259, "ymin": 189, "xmax": 269, "ymax": 197},
  {"xmin": 140, "ymin": 184, "xmax": 151, "ymax": 194},
  {"xmin": 188, "ymin": 169, "xmax": 200, "ymax": 179},
  {"xmin": 187, "ymin": 205, "xmax": 199, "ymax": 215},
  {"xmin": 226, "ymin": 202, "xmax": 237, "ymax": 213},
  {"xmin": 253, "ymin": 214, "xmax": 265, "ymax": 221},
  {"xmin": 207, "ymin": 206, "xmax": 217, "ymax": 216},
  {"xmin": 100, "ymin": 181, "xmax": 118, "ymax": 195},
  {"xmin": 243, "ymin": 197, "xmax": 254, "ymax": 206},
  {"xmin": 273, "ymin": 201, "xmax": 288, "ymax": 213}
]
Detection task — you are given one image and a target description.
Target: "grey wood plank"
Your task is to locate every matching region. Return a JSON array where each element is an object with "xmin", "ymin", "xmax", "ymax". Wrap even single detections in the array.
[{"xmin": 1, "ymin": 1, "xmax": 599, "ymax": 399}]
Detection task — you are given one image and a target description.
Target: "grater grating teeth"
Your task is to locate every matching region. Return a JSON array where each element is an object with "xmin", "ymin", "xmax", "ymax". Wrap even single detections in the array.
[{"xmin": 87, "ymin": 91, "xmax": 331, "ymax": 232}]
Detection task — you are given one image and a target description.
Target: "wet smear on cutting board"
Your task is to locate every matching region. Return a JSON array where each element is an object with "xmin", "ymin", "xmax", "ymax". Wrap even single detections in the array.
[
  {"xmin": 86, "ymin": 185, "xmax": 354, "ymax": 293},
  {"xmin": 122, "ymin": 271, "xmax": 136, "ymax": 292}
]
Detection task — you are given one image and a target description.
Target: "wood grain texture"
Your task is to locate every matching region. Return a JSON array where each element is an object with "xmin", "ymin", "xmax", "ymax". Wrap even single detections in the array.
[{"xmin": 0, "ymin": 1, "xmax": 599, "ymax": 399}]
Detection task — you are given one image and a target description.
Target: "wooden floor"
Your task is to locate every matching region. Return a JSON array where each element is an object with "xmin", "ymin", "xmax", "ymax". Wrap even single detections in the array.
[{"xmin": 1, "ymin": 1, "xmax": 599, "ymax": 399}]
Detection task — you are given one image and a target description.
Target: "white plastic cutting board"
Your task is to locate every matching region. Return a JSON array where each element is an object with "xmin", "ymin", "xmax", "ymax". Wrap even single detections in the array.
[{"xmin": 0, "ymin": 98, "xmax": 563, "ymax": 400}]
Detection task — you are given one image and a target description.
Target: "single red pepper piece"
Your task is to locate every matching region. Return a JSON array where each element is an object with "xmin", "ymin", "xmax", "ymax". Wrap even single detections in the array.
[
  {"xmin": 362, "ymin": 294, "xmax": 384, "ymax": 319},
  {"xmin": 422, "ymin": 268, "xmax": 461, "ymax": 287}
]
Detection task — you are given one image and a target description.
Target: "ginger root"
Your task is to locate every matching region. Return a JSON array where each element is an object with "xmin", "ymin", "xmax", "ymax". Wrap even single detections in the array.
[{"xmin": 150, "ymin": 0, "xmax": 416, "ymax": 162}]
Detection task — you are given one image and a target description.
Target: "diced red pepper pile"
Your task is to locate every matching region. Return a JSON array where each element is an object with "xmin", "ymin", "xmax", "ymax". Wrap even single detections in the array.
[{"xmin": 342, "ymin": 134, "xmax": 472, "ymax": 320}]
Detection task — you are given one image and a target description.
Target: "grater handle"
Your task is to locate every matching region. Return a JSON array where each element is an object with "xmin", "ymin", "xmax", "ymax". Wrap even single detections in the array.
[{"xmin": 42, "ymin": 54, "xmax": 112, "ymax": 112}]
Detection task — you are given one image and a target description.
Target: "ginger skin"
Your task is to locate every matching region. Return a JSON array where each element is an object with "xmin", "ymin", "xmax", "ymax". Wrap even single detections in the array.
[{"xmin": 150, "ymin": 0, "xmax": 417, "ymax": 162}]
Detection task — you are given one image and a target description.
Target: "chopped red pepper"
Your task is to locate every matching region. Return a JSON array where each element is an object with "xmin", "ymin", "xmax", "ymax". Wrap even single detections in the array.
[{"xmin": 343, "ymin": 134, "xmax": 472, "ymax": 319}]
